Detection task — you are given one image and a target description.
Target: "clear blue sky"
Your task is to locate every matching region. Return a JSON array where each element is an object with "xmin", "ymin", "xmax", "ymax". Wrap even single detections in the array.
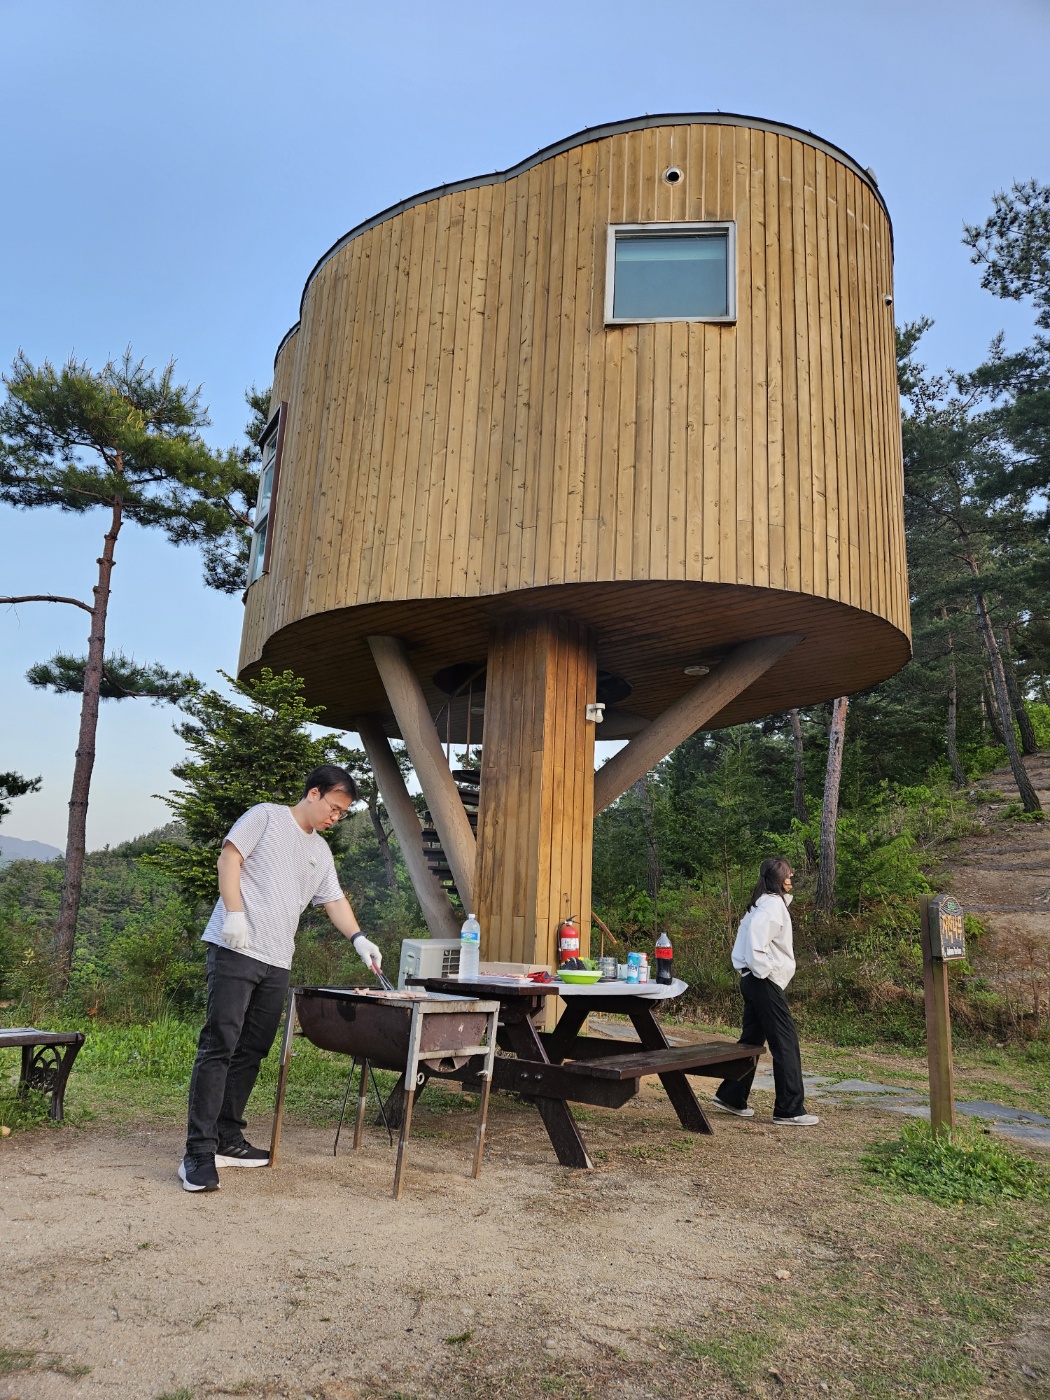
[{"xmin": 2, "ymin": 0, "xmax": 1047, "ymax": 850}]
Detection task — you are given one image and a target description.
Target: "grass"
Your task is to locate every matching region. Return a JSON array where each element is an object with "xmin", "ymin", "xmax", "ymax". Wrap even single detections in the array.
[
  {"xmin": 664, "ymin": 1198, "xmax": 1050, "ymax": 1398},
  {"xmin": 862, "ymin": 1120, "xmax": 1050, "ymax": 1204},
  {"xmin": 0, "ymin": 1085, "xmax": 52, "ymax": 1131},
  {"xmin": 0, "ymin": 1348, "xmax": 91, "ymax": 1380}
]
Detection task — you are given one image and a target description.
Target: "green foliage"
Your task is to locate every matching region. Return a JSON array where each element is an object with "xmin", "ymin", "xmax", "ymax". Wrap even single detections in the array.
[
  {"xmin": 149, "ymin": 668, "xmax": 346, "ymax": 905},
  {"xmin": 964, "ymin": 178, "xmax": 1050, "ymax": 330},
  {"xmin": 0, "ymin": 846, "xmax": 201, "ymax": 1016},
  {"xmin": 0, "ymin": 1086, "xmax": 52, "ymax": 1132},
  {"xmin": 26, "ymin": 651, "xmax": 197, "ymax": 703},
  {"xmin": 0, "ymin": 770, "xmax": 41, "ymax": 825},
  {"xmin": 863, "ymin": 1121, "xmax": 1050, "ymax": 1204},
  {"xmin": 0, "ymin": 350, "xmax": 250, "ymax": 569},
  {"xmin": 199, "ymin": 384, "xmax": 272, "ymax": 593}
]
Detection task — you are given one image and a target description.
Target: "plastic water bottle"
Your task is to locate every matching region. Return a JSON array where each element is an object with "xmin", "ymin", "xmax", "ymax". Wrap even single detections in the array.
[{"xmin": 459, "ymin": 913, "xmax": 481, "ymax": 981}]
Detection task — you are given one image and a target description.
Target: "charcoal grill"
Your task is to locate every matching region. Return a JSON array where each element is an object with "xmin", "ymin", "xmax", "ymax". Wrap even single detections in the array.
[{"xmin": 268, "ymin": 986, "xmax": 499, "ymax": 1198}]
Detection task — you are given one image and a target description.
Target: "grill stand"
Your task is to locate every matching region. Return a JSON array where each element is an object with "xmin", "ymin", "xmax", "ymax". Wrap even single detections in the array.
[{"xmin": 268, "ymin": 992, "xmax": 499, "ymax": 1199}]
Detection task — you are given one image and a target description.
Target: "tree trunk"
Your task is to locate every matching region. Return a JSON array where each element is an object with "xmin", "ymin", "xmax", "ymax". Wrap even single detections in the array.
[
  {"xmin": 942, "ymin": 615, "xmax": 967, "ymax": 788},
  {"xmin": 788, "ymin": 708, "xmax": 818, "ymax": 870},
  {"xmin": 1002, "ymin": 627, "xmax": 1039, "ymax": 756},
  {"xmin": 983, "ymin": 675, "xmax": 1007, "ymax": 746},
  {"xmin": 52, "ymin": 491, "xmax": 124, "ymax": 991},
  {"xmin": 367, "ymin": 797, "xmax": 398, "ymax": 889},
  {"xmin": 632, "ymin": 776, "xmax": 661, "ymax": 918},
  {"xmin": 967, "ymin": 566, "xmax": 1042, "ymax": 812},
  {"xmin": 815, "ymin": 696, "xmax": 849, "ymax": 913}
]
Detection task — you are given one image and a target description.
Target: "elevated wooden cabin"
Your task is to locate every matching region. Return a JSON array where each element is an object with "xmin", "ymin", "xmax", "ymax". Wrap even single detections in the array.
[{"xmin": 238, "ymin": 113, "xmax": 910, "ymax": 966}]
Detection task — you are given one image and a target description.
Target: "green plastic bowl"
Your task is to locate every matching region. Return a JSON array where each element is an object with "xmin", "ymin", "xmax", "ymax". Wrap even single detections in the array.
[{"xmin": 557, "ymin": 968, "xmax": 603, "ymax": 985}]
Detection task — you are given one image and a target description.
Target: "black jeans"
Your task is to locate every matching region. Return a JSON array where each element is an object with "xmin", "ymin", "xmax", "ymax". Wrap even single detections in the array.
[
  {"xmin": 185, "ymin": 944, "xmax": 290, "ymax": 1156},
  {"xmin": 716, "ymin": 973, "xmax": 806, "ymax": 1119}
]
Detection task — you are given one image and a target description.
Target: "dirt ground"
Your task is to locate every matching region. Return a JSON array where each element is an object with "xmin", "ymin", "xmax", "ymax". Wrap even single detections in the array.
[
  {"xmin": 2, "ymin": 1065, "xmax": 1047, "ymax": 1400},
  {"xmin": 949, "ymin": 753, "xmax": 1050, "ymax": 1019},
  {"xmin": 1, "ymin": 1076, "xmax": 781, "ymax": 1400}
]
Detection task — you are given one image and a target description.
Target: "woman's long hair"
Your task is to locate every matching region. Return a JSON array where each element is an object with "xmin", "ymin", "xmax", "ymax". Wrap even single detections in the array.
[{"xmin": 746, "ymin": 857, "xmax": 793, "ymax": 912}]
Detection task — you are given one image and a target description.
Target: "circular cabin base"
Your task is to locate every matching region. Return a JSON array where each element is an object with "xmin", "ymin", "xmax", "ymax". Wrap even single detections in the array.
[{"xmin": 241, "ymin": 579, "xmax": 910, "ymax": 741}]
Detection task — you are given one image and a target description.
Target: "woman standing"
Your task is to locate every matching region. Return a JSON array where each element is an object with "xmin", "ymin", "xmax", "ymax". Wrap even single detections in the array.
[{"xmin": 713, "ymin": 858, "xmax": 818, "ymax": 1126}]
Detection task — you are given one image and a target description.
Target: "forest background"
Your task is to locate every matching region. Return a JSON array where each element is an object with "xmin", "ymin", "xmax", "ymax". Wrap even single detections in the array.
[{"xmin": 0, "ymin": 179, "xmax": 1048, "ymax": 1056}]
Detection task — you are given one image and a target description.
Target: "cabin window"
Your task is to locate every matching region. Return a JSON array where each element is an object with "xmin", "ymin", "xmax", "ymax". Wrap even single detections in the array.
[
  {"xmin": 247, "ymin": 405, "xmax": 284, "ymax": 586},
  {"xmin": 606, "ymin": 223, "xmax": 735, "ymax": 324}
]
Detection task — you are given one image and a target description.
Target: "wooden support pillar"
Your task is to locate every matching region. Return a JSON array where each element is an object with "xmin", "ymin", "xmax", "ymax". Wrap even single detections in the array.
[
  {"xmin": 920, "ymin": 896, "xmax": 956, "ymax": 1136},
  {"xmin": 367, "ymin": 635, "xmax": 476, "ymax": 912},
  {"xmin": 354, "ymin": 714, "xmax": 461, "ymax": 942},
  {"xmin": 475, "ymin": 615, "xmax": 597, "ymax": 968},
  {"xmin": 593, "ymin": 633, "xmax": 803, "ymax": 813}
]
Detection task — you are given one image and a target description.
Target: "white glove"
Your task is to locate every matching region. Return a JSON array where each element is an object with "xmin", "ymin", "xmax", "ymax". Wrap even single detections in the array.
[
  {"xmin": 352, "ymin": 934, "xmax": 382, "ymax": 972},
  {"xmin": 221, "ymin": 910, "xmax": 250, "ymax": 951}
]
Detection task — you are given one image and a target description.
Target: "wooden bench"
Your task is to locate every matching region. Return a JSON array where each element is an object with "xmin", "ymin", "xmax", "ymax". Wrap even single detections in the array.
[
  {"xmin": 0, "ymin": 1028, "xmax": 85, "ymax": 1121},
  {"xmin": 557, "ymin": 1040, "xmax": 764, "ymax": 1082}
]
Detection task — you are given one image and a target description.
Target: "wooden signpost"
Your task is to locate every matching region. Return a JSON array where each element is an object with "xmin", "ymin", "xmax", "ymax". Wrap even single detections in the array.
[{"xmin": 920, "ymin": 894, "xmax": 966, "ymax": 1135}]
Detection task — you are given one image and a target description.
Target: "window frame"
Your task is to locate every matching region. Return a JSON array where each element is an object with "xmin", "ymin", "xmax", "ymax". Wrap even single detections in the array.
[
  {"xmin": 604, "ymin": 221, "xmax": 737, "ymax": 326},
  {"xmin": 246, "ymin": 401, "xmax": 287, "ymax": 587}
]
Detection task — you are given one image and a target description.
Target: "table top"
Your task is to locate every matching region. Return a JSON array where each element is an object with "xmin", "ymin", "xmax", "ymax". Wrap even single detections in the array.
[
  {"xmin": 556, "ymin": 976, "xmax": 688, "ymax": 999},
  {"xmin": 409, "ymin": 975, "xmax": 687, "ymax": 1001}
]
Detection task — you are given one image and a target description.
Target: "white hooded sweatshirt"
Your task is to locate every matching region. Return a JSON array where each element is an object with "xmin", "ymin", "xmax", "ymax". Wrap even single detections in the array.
[{"xmin": 730, "ymin": 892, "xmax": 795, "ymax": 989}]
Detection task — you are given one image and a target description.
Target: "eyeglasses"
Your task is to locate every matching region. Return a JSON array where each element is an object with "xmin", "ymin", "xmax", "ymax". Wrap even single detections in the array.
[{"xmin": 321, "ymin": 794, "xmax": 353, "ymax": 822}]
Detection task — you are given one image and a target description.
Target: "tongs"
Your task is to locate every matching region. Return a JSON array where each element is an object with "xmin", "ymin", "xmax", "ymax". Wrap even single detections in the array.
[{"xmin": 373, "ymin": 963, "xmax": 396, "ymax": 992}]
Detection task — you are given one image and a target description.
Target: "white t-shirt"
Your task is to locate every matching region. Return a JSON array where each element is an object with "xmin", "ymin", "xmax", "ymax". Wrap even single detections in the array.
[
  {"xmin": 201, "ymin": 804, "xmax": 343, "ymax": 969},
  {"xmin": 730, "ymin": 893, "xmax": 796, "ymax": 989}
]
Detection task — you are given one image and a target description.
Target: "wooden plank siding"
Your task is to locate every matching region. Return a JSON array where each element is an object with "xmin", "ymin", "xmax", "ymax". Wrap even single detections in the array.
[
  {"xmin": 475, "ymin": 615, "xmax": 597, "ymax": 967},
  {"xmin": 240, "ymin": 118, "xmax": 908, "ymax": 730}
]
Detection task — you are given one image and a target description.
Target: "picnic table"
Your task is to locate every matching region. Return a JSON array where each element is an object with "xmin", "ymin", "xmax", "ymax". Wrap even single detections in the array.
[
  {"xmin": 0, "ymin": 1028, "xmax": 85, "ymax": 1121},
  {"xmin": 407, "ymin": 976, "xmax": 762, "ymax": 1169}
]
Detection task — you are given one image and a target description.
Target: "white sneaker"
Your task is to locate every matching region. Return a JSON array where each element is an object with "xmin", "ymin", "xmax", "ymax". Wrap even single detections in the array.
[
  {"xmin": 773, "ymin": 1113, "xmax": 820, "ymax": 1126},
  {"xmin": 712, "ymin": 1097, "xmax": 755, "ymax": 1119}
]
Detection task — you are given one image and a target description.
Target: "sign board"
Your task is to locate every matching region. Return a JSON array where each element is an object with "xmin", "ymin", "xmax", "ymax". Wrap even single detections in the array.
[{"xmin": 929, "ymin": 894, "xmax": 965, "ymax": 960}]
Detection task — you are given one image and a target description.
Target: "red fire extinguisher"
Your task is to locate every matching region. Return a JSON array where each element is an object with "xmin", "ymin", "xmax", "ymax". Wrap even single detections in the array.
[{"xmin": 557, "ymin": 916, "xmax": 580, "ymax": 965}]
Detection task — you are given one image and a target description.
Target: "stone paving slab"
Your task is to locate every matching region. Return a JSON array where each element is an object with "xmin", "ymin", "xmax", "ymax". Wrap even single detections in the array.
[
  {"xmin": 955, "ymin": 1101, "xmax": 1050, "ymax": 1124},
  {"xmin": 821, "ymin": 1079, "xmax": 917, "ymax": 1094},
  {"xmin": 992, "ymin": 1123, "xmax": 1050, "ymax": 1148}
]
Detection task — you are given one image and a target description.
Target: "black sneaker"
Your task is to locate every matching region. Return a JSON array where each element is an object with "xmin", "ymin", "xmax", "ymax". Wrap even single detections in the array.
[
  {"xmin": 215, "ymin": 1139, "xmax": 270, "ymax": 1168},
  {"xmin": 178, "ymin": 1153, "xmax": 220, "ymax": 1192}
]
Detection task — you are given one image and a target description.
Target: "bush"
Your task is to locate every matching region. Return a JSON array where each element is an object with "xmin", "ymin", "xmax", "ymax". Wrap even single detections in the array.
[{"xmin": 862, "ymin": 1121, "xmax": 1050, "ymax": 1204}]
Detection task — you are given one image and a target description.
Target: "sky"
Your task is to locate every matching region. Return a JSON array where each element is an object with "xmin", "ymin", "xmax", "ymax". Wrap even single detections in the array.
[{"xmin": 1, "ymin": 0, "xmax": 1048, "ymax": 851}]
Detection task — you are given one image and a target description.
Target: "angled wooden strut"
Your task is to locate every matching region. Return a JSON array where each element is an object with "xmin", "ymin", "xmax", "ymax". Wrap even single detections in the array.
[
  {"xmin": 593, "ymin": 634, "xmax": 804, "ymax": 814},
  {"xmin": 354, "ymin": 714, "xmax": 461, "ymax": 942},
  {"xmin": 367, "ymin": 635, "xmax": 476, "ymax": 913}
]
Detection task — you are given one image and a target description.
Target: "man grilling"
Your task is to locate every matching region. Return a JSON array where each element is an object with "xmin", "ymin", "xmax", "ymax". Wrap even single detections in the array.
[{"xmin": 179, "ymin": 765, "xmax": 383, "ymax": 1192}]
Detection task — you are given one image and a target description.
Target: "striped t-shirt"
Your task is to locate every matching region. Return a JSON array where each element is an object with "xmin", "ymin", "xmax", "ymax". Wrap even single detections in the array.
[{"xmin": 201, "ymin": 804, "xmax": 343, "ymax": 969}]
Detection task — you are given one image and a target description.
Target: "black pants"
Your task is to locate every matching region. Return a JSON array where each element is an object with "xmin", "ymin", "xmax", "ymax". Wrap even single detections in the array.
[
  {"xmin": 716, "ymin": 973, "xmax": 806, "ymax": 1119},
  {"xmin": 185, "ymin": 944, "xmax": 290, "ymax": 1156}
]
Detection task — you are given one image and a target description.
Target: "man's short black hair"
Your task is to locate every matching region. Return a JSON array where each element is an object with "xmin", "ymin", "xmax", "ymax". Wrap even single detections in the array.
[{"xmin": 302, "ymin": 764, "xmax": 358, "ymax": 803}]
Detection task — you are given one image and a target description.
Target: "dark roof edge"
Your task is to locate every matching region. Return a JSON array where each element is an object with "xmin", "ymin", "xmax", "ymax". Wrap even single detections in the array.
[{"xmin": 276, "ymin": 112, "xmax": 890, "ymax": 370}]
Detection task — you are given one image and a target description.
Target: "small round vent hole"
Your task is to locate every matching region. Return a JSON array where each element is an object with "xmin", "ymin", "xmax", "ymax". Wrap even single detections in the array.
[{"xmin": 662, "ymin": 166, "xmax": 683, "ymax": 185}]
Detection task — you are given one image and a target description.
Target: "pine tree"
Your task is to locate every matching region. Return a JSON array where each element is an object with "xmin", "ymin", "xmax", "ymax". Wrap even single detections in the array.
[
  {"xmin": 150, "ymin": 669, "xmax": 351, "ymax": 906},
  {"xmin": 0, "ymin": 351, "xmax": 253, "ymax": 989}
]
